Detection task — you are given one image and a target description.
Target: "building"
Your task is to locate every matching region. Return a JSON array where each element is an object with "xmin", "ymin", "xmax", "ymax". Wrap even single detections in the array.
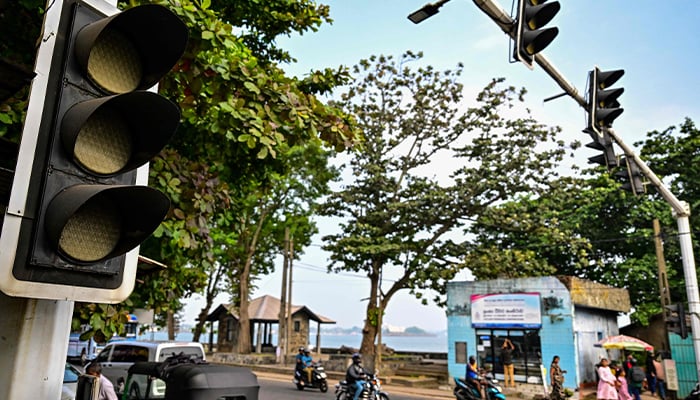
[
  {"xmin": 446, "ymin": 276, "xmax": 630, "ymax": 394},
  {"xmin": 205, "ymin": 295, "xmax": 335, "ymax": 355}
]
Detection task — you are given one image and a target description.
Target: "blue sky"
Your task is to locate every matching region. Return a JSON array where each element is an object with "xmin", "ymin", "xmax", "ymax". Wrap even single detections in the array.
[{"xmin": 184, "ymin": 1, "xmax": 700, "ymax": 330}]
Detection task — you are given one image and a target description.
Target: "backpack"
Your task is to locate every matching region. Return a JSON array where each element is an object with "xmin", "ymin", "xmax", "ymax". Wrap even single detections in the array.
[{"xmin": 631, "ymin": 366, "xmax": 645, "ymax": 383}]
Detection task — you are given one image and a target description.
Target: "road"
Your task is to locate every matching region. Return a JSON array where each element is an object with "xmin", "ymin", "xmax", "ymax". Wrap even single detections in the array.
[{"xmin": 258, "ymin": 375, "xmax": 450, "ymax": 400}]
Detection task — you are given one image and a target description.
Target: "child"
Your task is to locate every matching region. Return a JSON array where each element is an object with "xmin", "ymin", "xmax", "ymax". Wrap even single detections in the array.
[{"xmin": 617, "ymin": 368, "xmax": 633, "ymax": 400}]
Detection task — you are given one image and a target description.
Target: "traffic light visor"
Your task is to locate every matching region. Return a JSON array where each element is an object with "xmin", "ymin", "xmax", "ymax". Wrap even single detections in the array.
[
  {"xmin": 74, "ymin": 4, "xmax": 188, "ymax": 94},
  {"xmin": 524, "ymin": 2, "xmax": 560, "ymax": 30},
  {"xmin": 522, "ymin": 28, "xmax": 559, "ymax": 55},
  {"xmin": 45, "ymin": 185, "xmax": 170, "ymax": 264},
  {"xmin": 61, "ymin": 91, "xmax": 180, "ymax": 177},
  {"xmin": 597, "ymin": 69, "xmax": 624, "ymax": 90}
]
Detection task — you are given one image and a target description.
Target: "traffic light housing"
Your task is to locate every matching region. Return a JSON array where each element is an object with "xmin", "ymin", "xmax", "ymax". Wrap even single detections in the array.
[
  {"xmin": 583, "ymin": 127, "xmax": 617, "ymax": 169},
  {"xmin": 666, "ymin": 303, "xmax": 688, "ymax": 339},
  {"xmin": 0, "ymin": 1, "xmax": 187, "ymax": 302},
  {"xmin": 615, "ymin": 157, "xmax": 646, "ymax": 195},
  {"xmin": 514, "ymin": 0, "xmax": 560, "ymax": 69},
  {"xmin": 587, "ymin": 67, "xmax": 625, "ymax": 135}
]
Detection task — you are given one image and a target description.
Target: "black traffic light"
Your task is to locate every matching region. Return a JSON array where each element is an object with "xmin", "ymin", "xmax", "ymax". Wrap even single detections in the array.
[
  {"xmin": 666, "ymin": 303, "xmax": 688, "ymax": 339},
  {"xmin": 615, "ymin": 157, "xmax": 646, "ymax": 195},
  {"xmin": 0, "ymin": 1, "xmax": 187, "ymax": 302},
  {"xmin": 583, "ymin": 127, "xmax": 617, "ymax": 169},
  {"xmin": 587, "ymin": 67, "xmax": 624, "ymax": 135},
  {"xmin": 514, "ymin": 0, "xmax": 560, "ymax": 69}
]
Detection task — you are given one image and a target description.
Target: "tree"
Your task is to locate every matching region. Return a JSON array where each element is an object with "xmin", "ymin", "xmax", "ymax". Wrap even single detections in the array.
[
  {"xmin": 321, "ymin": 52, "xmax": 570, "ymax": 369},
  {"xmin": 1, "ymin": 0, "xmax": 359, "ymax": 341}
]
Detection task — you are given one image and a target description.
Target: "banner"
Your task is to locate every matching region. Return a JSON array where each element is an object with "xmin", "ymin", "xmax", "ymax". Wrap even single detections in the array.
[{"xmin": 471, "ymin": 293, "xmax": 542, "ymax": 328}]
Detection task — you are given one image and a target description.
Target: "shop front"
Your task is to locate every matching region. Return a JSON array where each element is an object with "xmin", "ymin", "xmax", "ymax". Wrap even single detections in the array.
[{"xmin": 446, "ymin": 276, "xmax": 630, "ymax": 395}]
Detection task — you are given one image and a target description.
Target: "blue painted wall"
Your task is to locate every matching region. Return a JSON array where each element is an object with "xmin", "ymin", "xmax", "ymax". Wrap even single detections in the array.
[{"xmin": 447, "ymin": 276, "xmax": 622, "ymax": 391}]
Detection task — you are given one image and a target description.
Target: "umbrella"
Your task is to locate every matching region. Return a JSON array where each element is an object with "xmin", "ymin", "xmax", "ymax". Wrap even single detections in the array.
[{"xmin": 595, "ymin": 335, "xmax": 654, "ymax": 352}]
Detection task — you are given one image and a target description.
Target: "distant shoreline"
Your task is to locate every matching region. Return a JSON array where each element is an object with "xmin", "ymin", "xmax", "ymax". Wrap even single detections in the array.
[{"xmin": 382, "ymin": 332, "xmax": 437, "ymax": 337}]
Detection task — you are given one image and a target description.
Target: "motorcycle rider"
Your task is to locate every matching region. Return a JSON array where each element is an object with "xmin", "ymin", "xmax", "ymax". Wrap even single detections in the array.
[
  {"xmin": 466, "ymin": 355, "xmax": 483, "ymax": 399},
  {"xmin": 346, "ymin": 353, "xmax": 368, "ymax": 400},
  {"xmin": 302, "ymin": 349, "xmax": 314, "ymax": 383},
  {"xmin": 295, "ymin": 347, "xmax": 307, "ymax": 383}
]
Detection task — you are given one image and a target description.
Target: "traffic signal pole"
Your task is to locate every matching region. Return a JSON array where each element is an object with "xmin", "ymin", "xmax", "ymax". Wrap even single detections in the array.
[
  {"xmin": 0, "ymin": 0, "xmax": 78, "ymax": 397},
  {"xmin": 467, "ymin": 0, "xmax": 700, "ymax": 382}
]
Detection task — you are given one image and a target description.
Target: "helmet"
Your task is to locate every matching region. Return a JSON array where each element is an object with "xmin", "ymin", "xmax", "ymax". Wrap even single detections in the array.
[
  {"xmin": 299, "ymin": 347, "xmax": 306, "ymax": 352},
  {"xmin": 352, "ymin": 353, "xmax": 362, "ymax": 363}
]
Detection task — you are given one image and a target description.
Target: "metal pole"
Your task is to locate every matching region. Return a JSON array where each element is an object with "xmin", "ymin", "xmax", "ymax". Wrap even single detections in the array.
[{"xmin": 468, "ymin": 0, "xmax": 700, "ymax": 381}]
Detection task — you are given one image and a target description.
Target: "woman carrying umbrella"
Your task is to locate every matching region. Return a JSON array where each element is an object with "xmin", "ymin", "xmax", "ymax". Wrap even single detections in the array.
[{"xmin": 597, "ymin": 358, "xmax": 619, "ymax": 400}]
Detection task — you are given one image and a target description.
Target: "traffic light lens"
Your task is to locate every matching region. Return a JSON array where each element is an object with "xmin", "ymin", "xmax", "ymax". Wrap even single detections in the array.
[
  {"xmin": 58, "ymin": 198, "xmax": 121, "ymax": 262},
  {"xmin": 74, "ymin": 107, "xmax": 132, "ymax": 175},
  {"xmin": 87, "ymin": 29, "xmax": 142, "ymax": 94}
]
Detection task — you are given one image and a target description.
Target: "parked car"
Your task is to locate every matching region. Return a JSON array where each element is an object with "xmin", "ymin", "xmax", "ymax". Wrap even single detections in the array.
[
  {"xmin": 62, "ymin": 362, "xmax": 82, "ymax": 400},
  {"xmin": 89, "ymin": 341, "xmax": 206, "ymax": 394}
]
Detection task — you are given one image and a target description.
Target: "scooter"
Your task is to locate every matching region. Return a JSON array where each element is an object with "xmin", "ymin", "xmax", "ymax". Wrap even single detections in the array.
[
  {"xmin": 293, "ymin": 361, "xmax": 329, "ymax": 392},
  {"xmin": 453, "ymin": 374, "xmax": 506, "ymax": 400}
]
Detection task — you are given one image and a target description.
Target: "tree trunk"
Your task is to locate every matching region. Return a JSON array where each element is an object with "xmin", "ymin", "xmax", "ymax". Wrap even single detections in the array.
[
  {"xmin": 167, "ymin": 310, "xmax": 175, "ymax": 341},
  {"xmin": 360, "ymin": 267, "xmax": 380, "ymax": 372},
  {"xmin": 237, "ymin": 269, "xmax": 251, "ymax": 353},
  {"xmin": 192, "ymin": 307, "xmax": 211, "ymax": 343}
]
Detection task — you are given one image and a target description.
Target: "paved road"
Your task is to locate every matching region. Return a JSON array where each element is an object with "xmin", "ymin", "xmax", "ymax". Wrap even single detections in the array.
[{"xmin": 256, "ymin": 371, "xmax": 455, "ymax": 400}]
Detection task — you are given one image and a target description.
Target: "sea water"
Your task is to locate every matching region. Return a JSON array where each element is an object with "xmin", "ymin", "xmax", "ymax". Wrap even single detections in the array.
[{"xmin": 138, "ymin": 331, "xmax": 448, "ymax": 353}]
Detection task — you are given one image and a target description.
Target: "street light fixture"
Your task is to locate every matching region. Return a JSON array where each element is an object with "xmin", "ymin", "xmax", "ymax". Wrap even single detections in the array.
[{"xmin": 408, "ymin": 0, "xmax": 451, "ymax": 24}]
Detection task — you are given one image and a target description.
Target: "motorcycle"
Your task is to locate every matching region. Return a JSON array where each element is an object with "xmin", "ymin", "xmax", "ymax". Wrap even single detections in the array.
[
  {"xmin": 367, "ymin": 373, "xmax": 390, "ymax": 400},
  {"xmin": 335, "ymin": 375, "xmax": 371, "ymax": 400},
  {"xmin": 293, "ymin": 361, "xmax": 328, "ymax": 392},
  {"xmin": 453, "ymin": 373, "xmax": 506, "ymax": 400}
]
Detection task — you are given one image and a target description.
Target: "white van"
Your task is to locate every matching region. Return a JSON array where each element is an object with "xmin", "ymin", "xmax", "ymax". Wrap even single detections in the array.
[{"xmin": 91, "ymin": 340, "xmax": 205, "ymax": 395}]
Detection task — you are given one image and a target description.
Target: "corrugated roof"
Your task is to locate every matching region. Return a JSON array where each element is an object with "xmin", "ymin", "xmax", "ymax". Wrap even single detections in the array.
[{"xmin": 205, "ymin": 295, "xmax": 335, "ymax": 324}]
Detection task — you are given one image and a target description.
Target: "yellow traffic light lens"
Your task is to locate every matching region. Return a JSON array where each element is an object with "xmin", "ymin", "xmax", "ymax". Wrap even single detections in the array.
[
  {"xmin": 74, "ymin": 107, "xmax": 132, "ymax": 175},
  {"xmin": 58, "ymin": 199, "xmax": 121, "ymax": 262},
  {"xmin": 87, "ymin": 29, "xmax": 142, "ymax": 94}
]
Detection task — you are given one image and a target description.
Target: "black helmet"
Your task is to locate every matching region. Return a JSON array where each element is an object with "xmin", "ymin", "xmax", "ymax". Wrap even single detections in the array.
[{"xmin": 352, "ymin": 353, "xmax": 362, "ymax": 363}]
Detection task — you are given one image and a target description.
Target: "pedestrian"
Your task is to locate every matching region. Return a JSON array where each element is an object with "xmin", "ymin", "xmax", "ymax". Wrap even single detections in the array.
[
  {"xmin": 597, "ymin": 358, "xmax": 619, "ymax": 400},
  {"xmin": 653, "ymin": 356, "xmax": 666, "ymax": 400},
  {"xmin": 550, "ymin": 355, "xmax": 566, "ymax": 400},
  {"xmin": 628, "ymin": 359, "xmax": 645, "ymax": 400},
  {"xmin": 85, "ymin": 362, "xmax": 118, "ymax": 400},
  {"xmin": 616, "ymin": 369, "xmax": 633, "ymax": 400},
  {"xmin": 646, "ymin": 352, "xmax": 656, "ymax": 395},
  {"xmin": 501, "ymin": 338, "xmax": 515, "ymax": 388}
]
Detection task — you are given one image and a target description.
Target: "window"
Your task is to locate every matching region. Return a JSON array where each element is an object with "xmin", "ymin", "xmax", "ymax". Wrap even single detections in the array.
[
  {"xmin": 111, "ymin": 345, "xmax": 148, "ymax": 362},
  {"xmin": 455, "ymin": 341, "xmax": 468, "ymax": 364},
  {"xmin": 476, "ymin": 329, "xmax": 543, "ymax": 384},
  {"xmin": 226, "ymin": 318, "xmax": 235, "ymax": 341},
  {"xmin": 294, "ymin": 320, "xmax": 301, "ymax": 332}
]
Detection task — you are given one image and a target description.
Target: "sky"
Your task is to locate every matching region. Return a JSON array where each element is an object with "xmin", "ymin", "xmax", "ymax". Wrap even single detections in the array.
[{"xmin": 183, "ymin": 1, "xmax": 700, "ymax": 331}]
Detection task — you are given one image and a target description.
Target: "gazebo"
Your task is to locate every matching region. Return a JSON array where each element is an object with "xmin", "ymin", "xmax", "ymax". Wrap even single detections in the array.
[{"xmin": 205, "ymin": 295, "xmax": 335, "ymax": 355}]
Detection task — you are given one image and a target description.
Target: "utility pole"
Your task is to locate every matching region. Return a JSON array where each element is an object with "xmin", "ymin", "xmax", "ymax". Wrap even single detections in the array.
[
  {"xmin": 278, "ymin": 226, "xmax": 289, "ymax": 363},
  {"xmin": 287, "ymin": 234, "xmax": 294, "ymax": 355}
]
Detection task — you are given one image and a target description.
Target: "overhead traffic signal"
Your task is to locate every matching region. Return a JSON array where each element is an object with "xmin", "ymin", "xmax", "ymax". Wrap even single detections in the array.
[
  {"xmin": 583, "ymin": 127, "xmax": 617, "ymax": 169},
  {"xmin": 615, "ymin": 157, "xmax": 646, "ymax": 195},
  {"xmin": 0, "ymin": 1, "xmax": 187, "ymax": 302},
  {"xmin": 514, "ymin": 0, "xmax": 560, "ymax": 69},
  {"xmin": 666, "ymin": 303, "xmax": 688, "ymax": 339},
  {"xmin": 587, "ymin": 67, "xmax": 625, "ymax": 135}
]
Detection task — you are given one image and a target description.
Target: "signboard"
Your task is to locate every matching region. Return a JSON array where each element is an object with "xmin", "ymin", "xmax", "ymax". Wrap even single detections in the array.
[
  {"xmin": 664, "ymin": 359, "xmax": 678, "ymax": 391},
  {"xmin": 471, "ymin": 293, "xmax": 542, "ymax": 328}
]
